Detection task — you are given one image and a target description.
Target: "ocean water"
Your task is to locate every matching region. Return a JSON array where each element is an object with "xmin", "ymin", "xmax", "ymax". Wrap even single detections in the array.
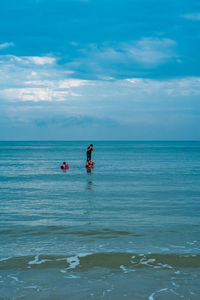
[{"xmin": 0, "ymin": 141, "xmax": 200, "ymax": 300}]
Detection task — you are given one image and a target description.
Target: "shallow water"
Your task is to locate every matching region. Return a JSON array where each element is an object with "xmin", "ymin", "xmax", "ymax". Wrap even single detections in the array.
[{"xmin": 0, "ymin": 141, "xmax": 200, "ymax": 299}]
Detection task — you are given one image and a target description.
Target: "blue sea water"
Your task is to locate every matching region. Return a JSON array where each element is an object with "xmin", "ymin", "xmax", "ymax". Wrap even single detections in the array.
[{"xmin": 0, "ymin": 141, "xmax": 200, "ymax": 299}]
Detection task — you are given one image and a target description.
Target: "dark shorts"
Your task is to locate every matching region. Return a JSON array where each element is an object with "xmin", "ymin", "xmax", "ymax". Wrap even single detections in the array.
[{"xmin": 87, "ymin": 152, "xmax": 91, "ymax": 161}]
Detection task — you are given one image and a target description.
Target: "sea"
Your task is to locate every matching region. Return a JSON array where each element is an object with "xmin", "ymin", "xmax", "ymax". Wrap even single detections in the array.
[{"xmin": 0, "ymin": 141, "xmax": 200, "ymax": 300}]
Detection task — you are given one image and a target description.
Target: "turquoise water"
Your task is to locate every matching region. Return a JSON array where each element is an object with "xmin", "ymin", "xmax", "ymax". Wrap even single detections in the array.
[{"xmin": 0, "ymin": 141, "xmax": 200, "ymax": 299}]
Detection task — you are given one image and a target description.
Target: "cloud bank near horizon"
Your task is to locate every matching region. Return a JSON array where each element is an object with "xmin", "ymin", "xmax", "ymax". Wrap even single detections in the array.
[{"xmin": 0, "ymin": 0, "xmax": 200, "ymax": 140}]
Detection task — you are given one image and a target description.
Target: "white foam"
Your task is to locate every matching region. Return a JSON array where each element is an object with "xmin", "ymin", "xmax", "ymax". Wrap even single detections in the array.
[
  {"xmin": 66, "ymin": 256, "xmax": 80, "ymax": 270},
  {"xmin": 172, "ymin": 281, "xmax": 179, "ymax": 287},
  {"xmin": 190, "ymin": 291, "xmax": 195, "ymax": 295},
  {"xmin": 78, "ymin": 252, "xmax": 91, "ymax": 258},
  {"xmin": 24, "ymin": 285, "xmax": 40, "ymax": 291},
  {"xmin": 120, "ymin": 265, "xmax": 135, "ymax": 273},
  {"xmin": 28, "ymin": 255, "xmax": 50, "ymax": 265},
  {"xmin": 169, "ymin": 288, "xmax": 182, "ymax": 297},
  {"xmin": 64, "ymin": 253, "xmax": 91, "ymax": 270},
  {"xmin": 149, "ymin": 288, "xmax": 169, "ymax": 300},
  {"xmin": 170, "ymin": 245, "xmax": 186, "ymax": 249},
  {"xmin": 60, "ymin": 269, "xmax": 67, "ymax": 273},
  {"xmin": 187, "ymin": 240, "xmax": 197, "ymax": 245},
  {"xmin": 102, "ymin": 289, "xmax": 113, "ymax": 297},
  {"xmin": 64, "ymin": 274, "xmax": 80, "ymax": 279},
  {"xmin": 7, "ymin": 275, "xmax": 24, "ymax": 283},
  {"xmin": 140, "ymin": 258, "xmax": 156, "ymax": 266},
  {"xmin": 158, "ymin": 263, "xmax": 173, "ymax": 269},
  {"xmin": 120, "ymin": 265, "xmax": 128, "ymax": 273},
  {"xmin": 28, "ymin": 255, "xmax": 39, "ymax": 264},
  {"xmin": 0, "ymin": 257, "xmax": 11, "ymax": 262}
]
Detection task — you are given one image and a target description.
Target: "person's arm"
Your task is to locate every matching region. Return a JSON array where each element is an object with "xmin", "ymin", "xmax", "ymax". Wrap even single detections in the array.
[{"xmin": 88, "ymin": 147, "xmax": 92, "ymax": 153}]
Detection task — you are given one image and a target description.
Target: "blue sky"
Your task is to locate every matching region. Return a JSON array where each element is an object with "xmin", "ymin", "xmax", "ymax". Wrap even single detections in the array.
[{"xmin": 0, "ymin": 0, "xmax": 200, "ymax": 140}]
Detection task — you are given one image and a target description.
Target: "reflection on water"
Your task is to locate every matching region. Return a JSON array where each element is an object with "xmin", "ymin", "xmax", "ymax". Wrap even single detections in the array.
[
  {"xmin": 86, "ymin": 166, "xmax": 93, "ymax": 190},
  {"xmin": 61, "ymin": 169, "xmax": 69, "ymax": 173},
  {"xmin": 86, "ymin": 167, "xmax": 92, "ymax": 174},
  {"xmin": 87, "ymin": 180, "xmax": 93, "ymax": 190},
  {"xmin": 86, "ymin": 172, "xmax": 93, "ymax": 190}
]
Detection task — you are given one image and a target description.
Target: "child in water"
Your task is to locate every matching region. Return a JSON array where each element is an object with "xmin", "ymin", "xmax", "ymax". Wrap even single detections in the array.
[
  {"xmin": 60, "ymin": 162, "xmax": 69, "ymax": 169},
  {"xmin": 85, "ymin": 160, "xmax": 95, "ymax": 168}
]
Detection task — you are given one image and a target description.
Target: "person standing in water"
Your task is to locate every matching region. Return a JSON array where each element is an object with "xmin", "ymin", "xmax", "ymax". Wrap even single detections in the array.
[{"xmin": 86, "ymin": 144, "xmax": 93, "ymax": 161}]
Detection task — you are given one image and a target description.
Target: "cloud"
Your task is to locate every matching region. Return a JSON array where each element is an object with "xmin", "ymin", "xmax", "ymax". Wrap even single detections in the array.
[
  {"xmin": 0, "ymin": 55, "xmax": 56, "ymax": 65},
  {"xmin": 68, "ymin": 37, "xmax": 177, "ymax": 78},
  {"xmin": 0, "ymin": 87, "xmax": 83, "ymax": 102},
  {"xmin": 25, "ymin": 80, "xmax": 55, "ymax": 87},
  {"xmin": 58, "ymin": 79, "xmax": 89, "ymax": 88},
  {"xmin": 0, "ymin": 37, "xmax": 178, "ymax": 82},
  {"xmin": 0, "ymin": 54, "xmax": 84, "ymax": 102},
  {"xmin": 182, "ymin": 13, "xmax": 200, "ymax": 21},
  {"xmin": 0, "ymin": 42, "xmax": 14, "ymax": 50},
  {"xmin": 25, "ymin": 56, "xmax": 56, "ymax": 65},
  {"xmin": 125, "ymin": 77, "xmax": 200, "ymax": 96},
  {"xmin": 122, "ymin": 38, "xmax": 177, "ymax": 65},
  {"xmin": 0, "ymin": 52, "xmax": 200, "ymax": 131},
  {"xmin": 1, "ymin": 88, "xmax": 56, "ymax": 102},
  {"xmin": 1, "ymin": 74, "xmax": 200, "ymax": 140}
]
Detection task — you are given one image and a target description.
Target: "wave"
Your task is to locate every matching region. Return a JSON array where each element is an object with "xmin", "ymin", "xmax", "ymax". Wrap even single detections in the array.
[
  {"xmin": 0, "ymin": 252, "xmax": 200, "ymax": 271},
  {"xmin": 0, "ymin": 227, "xmax": 143, "ymax": 238}
]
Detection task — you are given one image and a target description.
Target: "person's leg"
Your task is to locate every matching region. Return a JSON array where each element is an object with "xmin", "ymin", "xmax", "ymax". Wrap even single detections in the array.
[{"xmin": 87, "ymin": 152, "xmax": 90, "ymax": 161}]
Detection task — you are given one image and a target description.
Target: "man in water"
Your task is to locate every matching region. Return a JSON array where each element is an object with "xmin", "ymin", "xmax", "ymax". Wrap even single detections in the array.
[{"xmin": 87, "ymin": 144, "xmax": 93, "ymax": 161}]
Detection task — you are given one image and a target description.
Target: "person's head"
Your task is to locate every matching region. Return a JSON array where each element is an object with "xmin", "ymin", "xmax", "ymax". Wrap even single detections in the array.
[
  {"xmin": 63, "ymin": 162, "xmax": 66, "ymax": 165},
  {"xmin": 90, "ymin": 144, "xmax": 93, "ymax": 147}
]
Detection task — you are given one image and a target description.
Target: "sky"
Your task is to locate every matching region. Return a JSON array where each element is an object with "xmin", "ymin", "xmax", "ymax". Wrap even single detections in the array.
[{"xmin": 0, "ymin": 0, "xmax": 200, "ymax": 140}]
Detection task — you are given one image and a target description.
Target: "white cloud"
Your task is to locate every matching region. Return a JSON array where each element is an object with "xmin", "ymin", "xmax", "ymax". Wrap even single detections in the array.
[
  {"xmin": 0, "ymin": 87, "xmax": 82, "ymax": 102},
  {"xmin": 182, "ymin": 13, "xmax": 200, "ymax": 21},
  {"xmin": 2, "ymin": 88, "xmax": 54, "ymax": 102},
  {"xmin": 25, "ymin": 56, "xmax": 56, "ymax": 65},
  {"xmin": 0, "ymin": 51, "xmax": 199, "ymax": 107},
  {"xmin": 0, "ymin": 42, "xmax": 14, "ymax": 50},
  {"xmin": 2, "ymin": 77, "xmax": 200, "ymax": 104},
  {"xmin": 0, "ymin": 87, "xmax": 83, "ymax": 102},
  {"xmin": 1, "ymin": 74, "xmax": 200, "ymax": 142},
  {"xmin": 0, "ymin": 54, "xmax": 80, "ymax": 102},
  {"xmin": 125, "ymin": 78, "xmax": 143, "ymax": 84},
  {"xmin": 125, "ymin": 77, "xmax": 200, "ymax": 96},
  {"xmin": 74, "ymin": 37, "xmax": 177, "ymax": 74},
  {"xmin": 25, "ymin": 80, "xmax": 55, "ymax": 87},
  {"xmin": 0, "ymin": 55, "xmax": 56, "ymax": 65},
  {"xmin": 58, "ymin": 79, "xmax": 90, "ymax": 88},
  {"xmin": 123, "ymin": 38, "xmax": 177, "ymax": 65}
]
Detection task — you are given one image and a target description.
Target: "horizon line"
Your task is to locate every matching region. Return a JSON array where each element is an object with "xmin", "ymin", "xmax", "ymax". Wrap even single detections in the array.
[{"xmin": 0, "ymin": 140, "xmax": 200, "ymax": 142}]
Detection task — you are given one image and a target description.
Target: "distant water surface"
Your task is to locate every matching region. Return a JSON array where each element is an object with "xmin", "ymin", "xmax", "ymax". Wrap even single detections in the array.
[{"xmin": 0, "ymin": 141, "xmax": 200, "ymax": 299}]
